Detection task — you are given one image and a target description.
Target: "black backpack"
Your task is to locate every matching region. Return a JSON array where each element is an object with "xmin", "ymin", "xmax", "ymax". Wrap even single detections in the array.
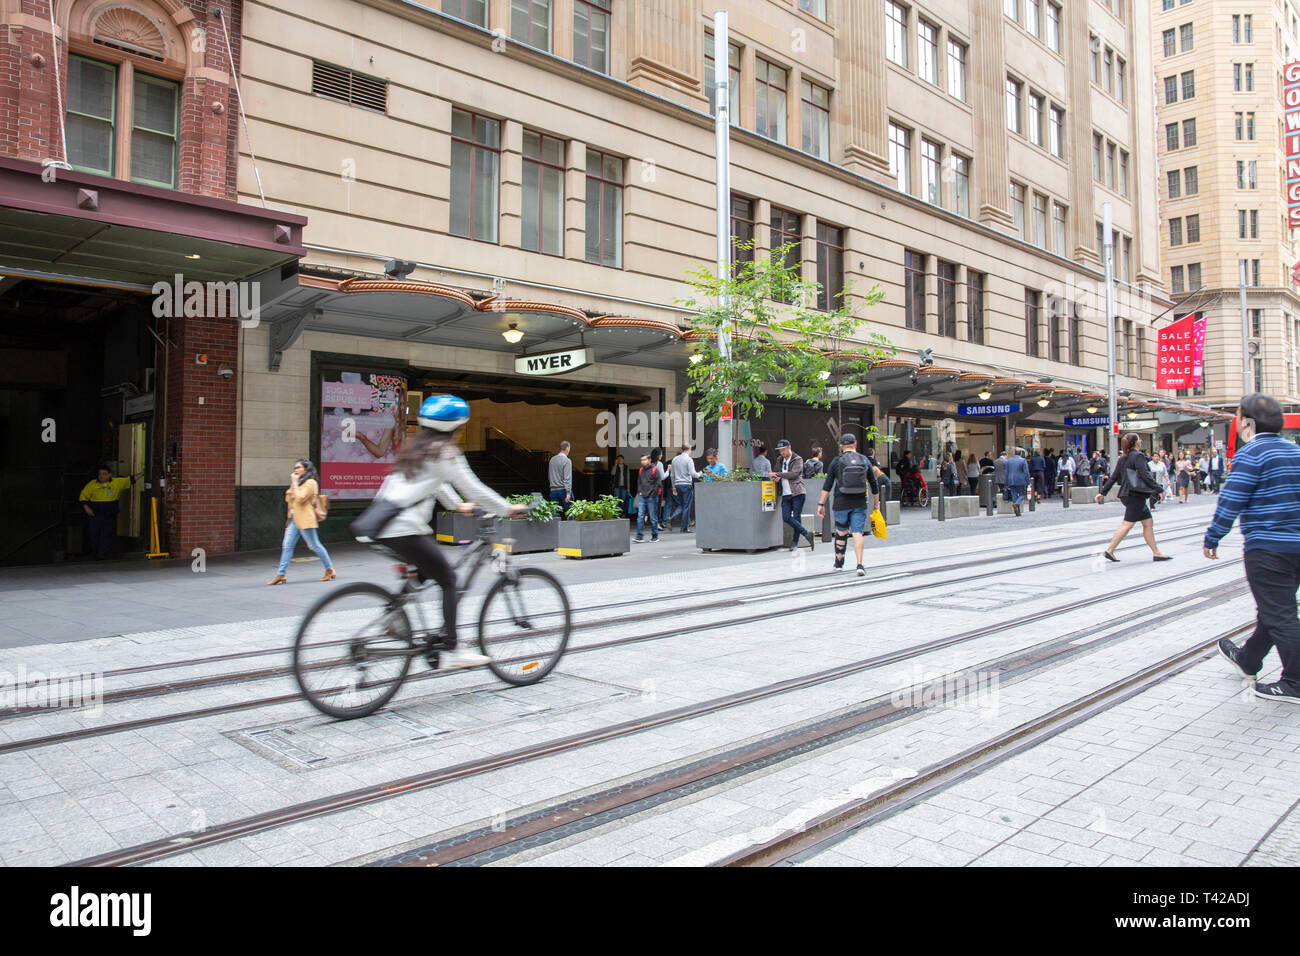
[
  {"xmin": 838, "ymin": 452, "xmax": 869, "ymax": 495},
  {"xmin": 802, "ymin": 459, "xmax": 823, "ymax": 479}
]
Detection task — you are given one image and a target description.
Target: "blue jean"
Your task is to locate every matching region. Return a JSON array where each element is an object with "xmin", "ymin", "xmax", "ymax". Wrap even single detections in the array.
[
  {"xmin": 782, "ymin": 493, "xmax": 809, "ymax": 538},
  {"xmin": 278, "ymin": 519, "xmax": 332, "ymax": 573},
  {"xmin": 832, "ymin": 507, "xmax": 868, "ymax": 534},
  {"xmin": 636, "ymin": 495, "xmax": 660, "ymax": 539},
  {"xmin": 549, "ymin": 488, "xmax": 570, "ymax": 518},
  {"xmin": 674, "ymin": 483, "xmax": 694, "ymax": 531}
]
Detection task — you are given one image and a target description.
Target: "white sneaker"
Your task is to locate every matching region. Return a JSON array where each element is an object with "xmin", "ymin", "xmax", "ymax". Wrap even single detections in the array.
[{"xmin": 439, "ymin": 647, "xmax": 491, "ymax": 670}]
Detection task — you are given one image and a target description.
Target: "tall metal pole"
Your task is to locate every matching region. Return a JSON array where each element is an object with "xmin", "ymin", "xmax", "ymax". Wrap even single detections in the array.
[
  {"xmin": 1103, "ymin": 202, "xmax": 1118, "ymax": 463},
  {"xmin": 713, "ymin": 12, "xmax": 734, "ymax": 471},
  {"xmin": 1240, "ymin": 259, "xmax": 1251, "ymax": 397}
]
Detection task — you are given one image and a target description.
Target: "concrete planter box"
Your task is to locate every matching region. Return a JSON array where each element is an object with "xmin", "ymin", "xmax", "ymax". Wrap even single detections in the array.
[
  {"xmin": 931, "ymin": 495, "xmax": 980, "ymax": 519},
  {"xmin": 558, "ymin": 519, "xmax": 629, "ymax": 559},
  {"xmin": 495, "ymin": 518, "xmax": 559, "ymax": 554},
  {"xmin": 435, "ymin": 511, "xmax": 479, "ymax": 545},
  {"xmin": 696, "ymin": 481, "xmax": 783, "ymax": 552},
  {"xmin": 1072, "ymin": 485, "xmax": 1119, "ymax": 504}
]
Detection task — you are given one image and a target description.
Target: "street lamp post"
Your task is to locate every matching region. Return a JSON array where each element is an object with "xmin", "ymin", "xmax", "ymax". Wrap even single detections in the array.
[
  {"xmin": 713, "ymin": 12, "xmax": 733, "ymax": 471},
  {"xmin": 1240, "ymin": 259, "xmax": 1251, "ymax": 398},
  {"xmin": 1103, "ymin": 202, "xmax": 1118, "ymax": 463}
]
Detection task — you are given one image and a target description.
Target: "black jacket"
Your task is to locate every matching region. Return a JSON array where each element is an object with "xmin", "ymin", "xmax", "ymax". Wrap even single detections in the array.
[{"xmin": 1100, "ymin": 451, "xmax": 1161, "ymax": 500}]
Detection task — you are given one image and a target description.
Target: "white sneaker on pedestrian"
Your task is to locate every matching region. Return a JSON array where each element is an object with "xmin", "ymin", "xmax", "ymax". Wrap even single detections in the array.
[{"xmin": 439, "ymin": 647, "xmax": 491, "ymax": 670}]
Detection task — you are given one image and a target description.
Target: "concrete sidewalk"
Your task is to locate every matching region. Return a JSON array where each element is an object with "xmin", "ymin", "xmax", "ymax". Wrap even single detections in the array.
[{"xmin": 0, "ymin": 495, "xmax": 1222, "ymax": 649}]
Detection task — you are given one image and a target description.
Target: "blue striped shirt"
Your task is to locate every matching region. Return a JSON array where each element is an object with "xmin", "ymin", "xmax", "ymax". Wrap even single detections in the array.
[{"xmin": 1204, "ymin": 434, "xmax": 1300, "ymax": 552}]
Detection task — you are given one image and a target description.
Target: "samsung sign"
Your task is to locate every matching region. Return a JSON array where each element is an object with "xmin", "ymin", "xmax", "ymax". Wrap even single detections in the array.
[
  {"xmin": 515, "ymin": 347, "xmax": 593, "ymax": 376},
  {"xmin": 958, "ymin": 403, "xmax": 1020, "ymax": 416},
  {"xmin": 1065, "ymin": 416, "xmax": 1110, "ymax": 427}
]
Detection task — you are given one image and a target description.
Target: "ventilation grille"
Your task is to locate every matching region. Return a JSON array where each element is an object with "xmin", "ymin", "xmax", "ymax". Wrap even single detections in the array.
[{"xmin": 311, "ymin": 60, "xmax": 388, "ymax": 113}]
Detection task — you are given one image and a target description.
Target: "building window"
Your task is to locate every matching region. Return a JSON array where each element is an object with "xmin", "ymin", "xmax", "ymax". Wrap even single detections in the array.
[
  {"xmin": 442, "ymin": 0, "xmax": 488, "ymax": 26},
  {"xmin": 585, "ymin": 148, "xmax": 623, "ymax": 266},
  {"xmin": 1104, "ymin": 47, "xmax": 1114, "ymax": 94},
  {"xmin": 1245, "ymin": 63, "xmax": 1254, "ymax": 91},
  {"xmin": 1181, "ymin": 70, "xmax": 1195, "ymax": 99},
  {"xmin": 1106, "ymin": 142, "xmax": 1116, "ymax": 189},
  {"xmin": 1027, "ymin": 0, "xmax": 1040, "ymax": 36},
  {"xmin": 1249, "ymin": 308, "xmax": 1262, "ymax": 337},
  {"xmin": 1028, "ymin": 92, "xmax": 1044, "ymax": 146},
  {"xmin": 951, "ymin": 154, "xmax": 970, "ymax": 216},
  {"xmin": 66, "ymin": 56, "xmax": 181, "ymax": 188},
  {"xmin": 755, "ymin": 59, "xmax": 788, "ymax": 142},
  {"xmin": 1186, "ymin": 214, "xmax": 1200, "ymax": 243},
  {"xmin": 704, "ymin": 34, "xmax": 742, "ymax": 122},
  {"xmin": 1069, "ymin": 304, "xmax": 1081, "ymax": 366},
  {"xmin": 1125, "ymin": 320, "xmax": 1135, "ymax": 377},
  {"xmin": 1234, "ymin": 62, "xmax": 1242, "ymax": 90},
  {"xmin": 1238, "ymin": 160, "xmax": 1257, "ymax": 189},
  {"xmin": 521, "ymin": 130, "xmax": 564, "ymax": 255},
  {"xmin": 1167, "ymin": 169, "xmax": 1181, "ymax": 198},
  {"xmin": 1025, "ymin": 289, "xmax": 1041, "ymax": 356},
  {"xmin": 1239, "ymin": 209, "xmax": 1260, "ymax": 239},
  {"xmin": 886, "ymin": 2, "xmax": 909, "ymax": 67},
  {"xmin": 1090, "ymin": 34, "xmax": 1100, "ymax": 81},
  {"xmin": 1180, "ymin": 22, "xmax": 1193, "ymax": 50},
  {"xmin": 449, "ymin": 108, "xmax": 500, "ymax": 242},
  {"xmin": 904, "ymin": 250, "xmax": 926, "ymax": 331},
  {"xmin": 1233, "ymin": 13, "xmax": 1253, "ymax": 43},
  {"xmin": 799, "ymin": 0, "xmax": 827, "ymax": 19},
  {"xmin": 769, "ymin": 206, "xmax": 802, "ymax": 298},
  {"xmin": 573, "ymin": 0, "xmax": 610, "ymax": 73},
  {"xmin": 1182, "ymin": 118, "xmax": 1196, "ymax": 147},
  {"xmin": 1250, "ymin": 208, "xmax": 1259, "ymax": 238},
  {"xmin": 1169, "ymin": 218, "xmax": 1183, "ymax": 245},
  {"xmin": 1254, "ymin": 358, "xmax": 1264, "ymax": 392},
  {"xmin": 815, "ymin": 223, "xmax": 843, "ymax": 311},
  {"xmin": 937, "ymin": 260, "xmax": 957, "ymax": 337},
  {"xmin": 1047, "ymin": 295, "xmax": 1062, "ymax": 362},
  {"xmin": 1120, "ymin": 150, "xmax": 1129, "ymax": 196},
  {"xmin": 1165, "ymin": 123, "xmax": 1178, "ymax": 151},
  {"xmin": 731, "ymin": 195, "xmax": 755, "ymax": 277},
  {"xmin": 511, "ymin": 0, "xmax": 551, "ymax": 51},
  {"xmin": 1122, "ymin": 236, "xmax": 1132, "ymax": 281},
  {"xmin": 1171, "ymin": 264, "xmax": 1185, "ymax": 293},
  {"xmin": 1095, "ymin": 220, "xmax": 1104, "ymax": 262},
  {"xmin": 1184, "ymin": 166, "xmax": 1198, "ymax": 193},
  {"xmin": 1032, "ymin": 192, "xmax": 1048, "ymax": 248},
  {"xmin": 1052, "ymin": 202, "xmax": 1067, "ymax": 253},
  {"xmin": 967, "ymin": 270, "xmax": 985, "ymax": 344},
  {"xmin": 1164, "ymin": 75, "xmax": 1178, "ymax": 105},
  {"xmin": 1006, "ymin": 77, "xmax": 1022, "ymax": 133},
  {"xmin": 1117, "ymin": 57, "xmax": 1126, "ymax": 102},
  {"xmin": 1093, "ymin": 132, "xmax": 1103, "ymax": 178},
  {"xmin": 1049, "ymin": 106, "xmax": 1064, "ymax": 157},
  {"xmin": 1251, "ymin": 259, "xmax": 1261, "ymax": 286},
  {"xmin": 1187, "ymin": 262, "xmax": 1201, "ymax": 288},
  {"xmin": 918, "ymin": 20, "xmax": 939, "ymax": 84},
  {"xmin": 1162, "ymin": 29, "xmax": 1175, "ymax": 57},
  {"xmin": 947, "ymin": 39, "xmax": 967, "ymax": 100},
  {"xmin": 801, "ymin": 80, "xmax": 830, "ymax": 158},
  {"xmin": 1246, "ymin": 112, "xmax": 1255, "ymax": 139},
  {"xmin": 921, "ymin": 138, "xmax": 941, "ymax": 204},
  {"xmin": 1046, "ymin": 2, "xmax": 1061, "ymax": 51},
  {"xmin": 1005, "ymin": 0, "xmax": 1019, "ymax": 21},
  {"xmin": 889, "ymin": 122, "xmax": 911, "ymax": 193},
  {"xmin": 1010, "ymin": 182, "xmax": 1026, "ymax": 239}
]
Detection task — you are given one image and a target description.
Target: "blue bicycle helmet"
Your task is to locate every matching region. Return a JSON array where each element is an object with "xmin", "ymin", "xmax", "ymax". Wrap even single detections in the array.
[{"xmin": 418, "ymin": 394, "xmax": 470, "ymax": 431}]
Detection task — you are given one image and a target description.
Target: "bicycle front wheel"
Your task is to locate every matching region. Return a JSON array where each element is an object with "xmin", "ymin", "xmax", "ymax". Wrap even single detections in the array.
[
  {"xmin": 478, "ymin": 568, "xmax": 571, "ymax": 686},
  {"xmin": 293, "ymin": 582, "xmax": 414, "ymax": 719}
]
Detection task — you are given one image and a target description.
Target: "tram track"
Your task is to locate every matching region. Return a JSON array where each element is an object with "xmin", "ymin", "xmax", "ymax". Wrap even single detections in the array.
[
  {"xmin": 0, "ymin": 522, "xmax": 1214, "ymax": 724},
  {"xmin": 65, "ymin": 559, "xmax": 1247, "ymax": 867}
]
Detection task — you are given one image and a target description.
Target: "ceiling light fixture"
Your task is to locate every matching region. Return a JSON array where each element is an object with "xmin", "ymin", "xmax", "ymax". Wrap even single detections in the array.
[
  {"xmin": 1037, "ymin": 397, "xmax": 1051, "ymax": 408},
  {"xmin": 689, "ymin": 353, "xmax": 703, "ymax": 364},
  {"xmin": 1199, "ymin": 420, "xmax": 1209, "ymax": 428},
  {"xmin": 1127, "ymin": 410, "xmax": 1138, "ymax": 419},
  {"xmin": 502, "ymin": 322, "xmax": 524, "ymax": 344},
  {"xmin": 978, "ymin": 387, "xmax": 993, "ymax": 401},
  {"xmin": 1087, "ymin": 406, "xmax": 1099, "ymax": 414}
]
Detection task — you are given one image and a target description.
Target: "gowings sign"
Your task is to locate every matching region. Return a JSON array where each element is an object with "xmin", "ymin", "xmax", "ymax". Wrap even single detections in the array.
[{"xmin": 515, "ymin": 347, "xmax": 594, "ymax": 376}]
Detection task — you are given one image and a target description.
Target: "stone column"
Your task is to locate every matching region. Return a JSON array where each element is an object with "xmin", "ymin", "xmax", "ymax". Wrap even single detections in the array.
[
  {"xmin": 838, "ymin": 0, "xmax": 891, "ymax": 177},
  {"xmin": 924, "ymin": 255, "xmax": 938, "ymax": 335},
  {"xmin": 500, "ymin": 120, "xmax": 523, "ymax": 248},
  {"xmin": 956, "ymin": 264, "xmax": 970, "ymax": 341},
  {"xmin": 552, "ymin": 0, "xmax": 574, "ymax": 61},
  {"xmin": 1066, "ymin": 0, "xmax": 1099, "ymax": 266},
  {"xmin": 625, "ymin": 0, "xmax": 705, "ymax": 105},
  {"xmin": 802, "ymin": 213, "xmax": 818, "ymax": 288},
  {"xmin": 755, "ymin": 198, "xmax": 772, "ymax": 259},
  {"xmin": 787, "ymin": 65, "xmax": 803, "ymax": 152},
  {"xmin": 564, "ymin": 140, "xmax": 587, "ymax": 260},
  {"xmin": 973, "ymin": 0, "xmax": 1012, "ymax": 228}
]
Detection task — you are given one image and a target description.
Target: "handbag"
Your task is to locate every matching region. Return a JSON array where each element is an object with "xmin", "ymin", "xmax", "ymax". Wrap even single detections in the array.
[
  {"xmin": 313, "ymin": 491, "xmax": 330, "ymax": 522},
  {"xmin": 870, "ymin": 508, "xmax": 888, "ymax": 540}
]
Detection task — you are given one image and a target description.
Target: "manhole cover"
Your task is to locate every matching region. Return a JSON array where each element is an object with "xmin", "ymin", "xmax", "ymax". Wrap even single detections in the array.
[{"xmin": 908, "ymin": 582, "xmax": 1074, "ymax": 611}]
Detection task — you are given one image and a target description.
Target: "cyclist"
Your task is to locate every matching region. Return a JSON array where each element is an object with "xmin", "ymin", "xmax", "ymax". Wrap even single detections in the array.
[{"xmin": 360, "ymin": 395, "xmax": 526, "ymax": 670}]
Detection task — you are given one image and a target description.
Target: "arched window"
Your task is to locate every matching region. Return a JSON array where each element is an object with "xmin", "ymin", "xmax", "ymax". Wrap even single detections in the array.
[{"xmin": 62, "ymin": 1, "xmax": 194, "ymax": 189}]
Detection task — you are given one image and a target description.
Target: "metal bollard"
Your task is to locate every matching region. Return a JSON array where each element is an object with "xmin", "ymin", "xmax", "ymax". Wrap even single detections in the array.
[
  {"xmin": 1028, "ymin": 486, "xmax": 1036, "ymax": 512},
  {"xmin": 1063, "ymin": 475, "xmax": 1070, "ymax": 509},
  {"xmin": 937, "ymin": 477, "xmax": 945, "ymax": 521}
]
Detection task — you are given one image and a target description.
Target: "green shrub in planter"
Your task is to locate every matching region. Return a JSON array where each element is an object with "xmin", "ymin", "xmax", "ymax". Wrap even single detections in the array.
[
  {"xmin": 557, "ymin": 495, "xmax": 628, "ymax": 558},
  {"xmin": 505, "ymin": 495, "xmax": 562, "ymax": 522},
  {"xmin": 566, "ymin": 495, "xmax": 623, "ymax": 521},
  {"xmin": 496, "ymin": 494, "xmax": 562, "ymax": 554}
]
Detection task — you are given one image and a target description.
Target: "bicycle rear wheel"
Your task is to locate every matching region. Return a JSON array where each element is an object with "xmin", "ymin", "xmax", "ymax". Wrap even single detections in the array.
[
  {"xmin": 293, "ymin": 582, "xmax": 413, "ymax": 719},
  {"xmin": 478, "ymin": 568, "xmax": 571, "ymax": 686}
]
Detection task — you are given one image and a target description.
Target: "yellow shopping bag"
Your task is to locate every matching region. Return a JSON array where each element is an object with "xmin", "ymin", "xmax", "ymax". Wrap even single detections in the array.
[{"xmin": 870, "ymin": 508, "xmax": 887, "ymax": 540}]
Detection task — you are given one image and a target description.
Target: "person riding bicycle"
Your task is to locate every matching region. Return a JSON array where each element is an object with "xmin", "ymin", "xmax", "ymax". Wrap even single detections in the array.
[{"xmin": 358, "ymin": 395, "xmax": 525, "ymax": 670}]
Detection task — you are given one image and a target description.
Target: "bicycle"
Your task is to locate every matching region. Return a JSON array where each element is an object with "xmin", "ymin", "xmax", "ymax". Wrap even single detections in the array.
[{"xmin": 292, "ymin": 508, "xmax": 571, "ymax": 719}]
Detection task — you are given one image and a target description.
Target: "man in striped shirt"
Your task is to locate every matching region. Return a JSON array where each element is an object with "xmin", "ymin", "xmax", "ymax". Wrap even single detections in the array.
[{"xmin": 1205, "ymin": 394, "xmax": 1300, "ymax": 705}]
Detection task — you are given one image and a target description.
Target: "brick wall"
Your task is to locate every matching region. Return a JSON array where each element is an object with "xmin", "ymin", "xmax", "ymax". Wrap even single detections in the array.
[
  {"xmin": 2, "ymin": 0, "xmax": 241, "ymax": 200},
  {"xmin": 161, "ymin": 313, "xmax": 239, "ymax": 555}
]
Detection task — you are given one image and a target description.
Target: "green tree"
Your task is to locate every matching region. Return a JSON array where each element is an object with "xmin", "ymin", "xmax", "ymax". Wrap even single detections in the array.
[{"xmin": 680, "ymin": 241, "xmax": 894, "ymax": 439}]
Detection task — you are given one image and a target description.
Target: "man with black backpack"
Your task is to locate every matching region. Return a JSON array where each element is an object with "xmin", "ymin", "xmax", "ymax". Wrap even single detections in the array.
[
  {"xmin": 817, "ymin": 434, "xmax": 880, "ymax": 576},
  {"xmin": 802, "ymin": 444, "xmax": 825, "ymax": 479}
]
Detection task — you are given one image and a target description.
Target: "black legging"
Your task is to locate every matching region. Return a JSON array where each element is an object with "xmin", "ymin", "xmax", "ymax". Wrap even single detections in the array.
[{"xmin": 384, "ymin": 534, "xmax": 460, "ymax": 647}]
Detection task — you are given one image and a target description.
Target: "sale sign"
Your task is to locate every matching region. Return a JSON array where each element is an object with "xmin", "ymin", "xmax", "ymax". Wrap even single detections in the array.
[{"xmin": 1157, "ymin": 313, "xmax": 1200, "ymax": 389}]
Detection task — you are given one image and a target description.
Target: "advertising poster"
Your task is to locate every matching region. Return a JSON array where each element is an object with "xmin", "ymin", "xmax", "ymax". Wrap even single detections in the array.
[
  {"xmin": 319, "ymin": 370, "xmax": 408, "ymax": 499},
  {"xmin": 1156, "ymin": 314, "xmax": 1199, "ymax": 390}
]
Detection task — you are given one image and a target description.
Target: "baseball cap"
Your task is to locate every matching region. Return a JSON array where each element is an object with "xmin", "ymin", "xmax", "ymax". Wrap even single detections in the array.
[
  {"xmin": 775, "ymin": 439, "xmax": 790, "ymax": 449},
  {"xmin": 839, "ymin": 433, "xmax": 857, "ymax": 445}
]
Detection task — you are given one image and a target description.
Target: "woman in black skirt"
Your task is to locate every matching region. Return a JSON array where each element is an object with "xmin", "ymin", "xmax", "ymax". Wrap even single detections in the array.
[{"xmin": 1096, "ymin": 432, "xmax": 1171, "ymax": 562}]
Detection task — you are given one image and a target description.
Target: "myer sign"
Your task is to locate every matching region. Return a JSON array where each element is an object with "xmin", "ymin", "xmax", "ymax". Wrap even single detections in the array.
[{"xmin": 515, "ymin": 347, "xmax": 593, "ymax": 376}]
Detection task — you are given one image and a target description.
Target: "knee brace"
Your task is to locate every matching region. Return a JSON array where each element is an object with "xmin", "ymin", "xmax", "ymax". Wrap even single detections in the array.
[{"xmin": 833, "ymin": 530, "xmax": 849, "ymax": 560}]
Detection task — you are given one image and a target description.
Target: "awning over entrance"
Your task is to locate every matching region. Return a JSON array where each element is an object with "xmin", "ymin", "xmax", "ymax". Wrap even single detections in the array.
[{"xmin": 0, "ymin": 158, "xmax": 305, "ymax": 289}]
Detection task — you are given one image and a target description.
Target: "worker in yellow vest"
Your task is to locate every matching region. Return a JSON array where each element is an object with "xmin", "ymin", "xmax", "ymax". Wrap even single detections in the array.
[{"xmin": 78, "ymin": 465, "xmax": 142, "ymax": 559}]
